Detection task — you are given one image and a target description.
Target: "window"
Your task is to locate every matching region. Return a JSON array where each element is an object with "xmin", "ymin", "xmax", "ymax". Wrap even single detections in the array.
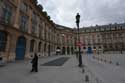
[
  {"xmin": 39, "ymin": 25, "xmax": 42, "ymax": 37},
  {"xmin": 98, "ymin": 39, "xmax": 100, "ymax": 43},
  {"xmin": 106, "ymin": 27, "xmax": 110, "ymax": 31},
  {"xmin": 84, "ymin": 29, "xmax": 86, "ymax": 32},
  {"xmin": 20, "ymin": 15, "xmax": 28, "ymax": 32},
  {"xmin": 117, "ymin": 27, "xmax": 121, "ymax": 30},
  {"xmin": 86, "ymin": 29, "xmax": 90, "ymax": 32},
  {"xmin": 0, "ymin": 31, "xmax": 7, "ymax": 52},
  {"xmin": 31, "ymin": 25, "xmax": 36, "ymax": 35},
  {"xmin": 96, "ymin": 28, "xmax": 99, "ymax": 31},
  {"xmin": 2, "ymin": 4, "xmax": 12, "ymax": 24},
  {"xmin": 20, "ymin": 2, "xmax": 28, "ymax": 13},
  {"xmin": 114, "ymin": 26, "xmax": 117, "ymax": 30},
  {"xmin": 91, "ymin": 29, "xmax": 93, "ymax": 32},
  {"xmin": 30, "ymin": 40, "xmax": 35, "ymax": 52},
  {"xmin": 31, "ymin": 12, "xmax": 37, "ymax": 35},
  {"xmin": 111, "ymin": 27, "xmax": 114, "ymax": 30},
  {"xmin": 120, "ymin": 26, "xmax": 123, "ymax": 30}
]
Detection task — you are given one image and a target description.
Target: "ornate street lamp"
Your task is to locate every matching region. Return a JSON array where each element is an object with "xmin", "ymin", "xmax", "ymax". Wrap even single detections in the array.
[{"xmin": 76, "ymin": 13, "xmax": 83, "ymax": 67}]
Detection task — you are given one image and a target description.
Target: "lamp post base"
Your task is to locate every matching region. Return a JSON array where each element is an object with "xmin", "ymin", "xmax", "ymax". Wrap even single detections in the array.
[
  {"xmin": 78, "ymin": 51, "xmax": 83, "ymax": 67},
  {"xmin": 78, "ymin": 64, "xmax": 83, "ymax": 67}
]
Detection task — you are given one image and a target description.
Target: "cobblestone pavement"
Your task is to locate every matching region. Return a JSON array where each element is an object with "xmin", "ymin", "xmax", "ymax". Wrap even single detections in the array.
[
  {"xmin": 0, "ymin": 55, "xmax": 98, "ymax": 83},
  {"xmin": 83, "ymin": 54, "xmax": 125, "ymax": 83}
]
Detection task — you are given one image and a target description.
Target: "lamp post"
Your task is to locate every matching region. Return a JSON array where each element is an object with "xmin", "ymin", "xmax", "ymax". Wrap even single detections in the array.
[{"xmin": 76, "ymin": 13, "xmax": 83, "ymax": 67}]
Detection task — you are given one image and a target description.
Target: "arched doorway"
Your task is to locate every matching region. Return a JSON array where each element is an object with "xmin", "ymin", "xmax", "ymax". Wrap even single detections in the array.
[
  {"xmin": 30, "ymin": 39, "xmax": 35, "ymax": 52},
  {"xmin": 44, "ymin": 43, "xmax": 46, "ymax": 52},
  {"xmin": 71, "ymin": 47, "xmax": 74, "ymax": 54},
  {"xmin": 62, "ymin": 47, "xmax": 66, "ymax": 55},
  {"xmin": 56, "ymin": 47, "xmax": 61, "ymax": 55},
  {"xmin": 38, "ymin": 42, "xmax": 42, "ymax": 52},
  {"xmin": 16, "ymin": 36, "xmax": 26, "ymax": 60},
  {"xmin": 87, "ymin": 47, "xmax": 92, "ymax": 54},
  {"xmin": 67, "ymin": 47, "xmax": 70, "ymax": 55},
  {"xmin": 48, "ymin": 45, "xmax": 50, "ymax": 56},
  {"xmin": 0, "ymin": 31, "xmax": 7, "ymax": 52}
]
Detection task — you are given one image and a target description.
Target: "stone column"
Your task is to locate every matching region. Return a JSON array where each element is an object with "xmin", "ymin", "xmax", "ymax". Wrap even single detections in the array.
[{"xmin": 25, "ymin": 38, "xmax": 31, "ymax": 59}]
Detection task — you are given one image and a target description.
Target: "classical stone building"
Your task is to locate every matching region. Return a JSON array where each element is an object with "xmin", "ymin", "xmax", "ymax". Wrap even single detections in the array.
[
  {"xmin": 0, "ymin": 0, "xmax": 125, "ymax": 63},
  {"xmin": 55, "ymin": 24, "xmax": 75, "ymax": 55},
  {"xmin": 0, "ymin": 0, "xmax": 76, "ymax": 63},
  {"xmin": 79, "ymin": 23, "xmax": 125, "ymax": 54},
  {"xmin": 0, "ymin": 0, "xmax": 59, "ymax": 62}
]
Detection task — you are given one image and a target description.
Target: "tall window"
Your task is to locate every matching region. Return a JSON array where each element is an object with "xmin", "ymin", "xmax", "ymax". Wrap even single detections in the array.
[
  {"xmin": 0, "ymin": 31, "xmax": 7, "ymax": 52},
  {"xmin": 30, "ymin": 40, "xmax": 35, "ymax": 52},
  {"xmin": 20, "ymin": 15, "xmax": 28, "ymax": 32},
  {"xmin": 31, "ymin": 12, "xmax": 37, "ymax": 35},
  {"xmin": 39, "ymin": 25, "xmax": 41, "ymax": 38},
  {"xmin": 20, "ymin": 2, "xmax": 28, "ymax": 13},
  {"xmin": 1, "ymin": 4, "xmax": 12, "ymax": 24}
]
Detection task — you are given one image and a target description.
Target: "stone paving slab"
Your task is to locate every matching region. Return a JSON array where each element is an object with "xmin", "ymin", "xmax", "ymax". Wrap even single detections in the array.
[{"xmin": 41, "ymin": 57, "xmax": 70, "ymax": 66}]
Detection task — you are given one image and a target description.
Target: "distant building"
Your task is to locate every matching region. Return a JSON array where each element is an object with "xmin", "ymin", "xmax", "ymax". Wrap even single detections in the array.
[
  {"xmin": 79, "ymin": 24, "xmax": 125, "ymax": 54},
  {"xmin": 55, "ymin": 24, "xmax": 75, "ymax": 55}
]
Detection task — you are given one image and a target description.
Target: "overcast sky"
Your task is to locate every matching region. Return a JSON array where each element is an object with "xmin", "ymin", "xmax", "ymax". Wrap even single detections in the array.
[{"xmin": 38, "ymin": 0, "xmax": 125, "ymax": 28}]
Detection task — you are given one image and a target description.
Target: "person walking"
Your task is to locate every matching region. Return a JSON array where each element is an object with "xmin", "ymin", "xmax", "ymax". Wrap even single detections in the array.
[{"xmin": 31, "ymin": 53, "xmax": 38, "ymax": 72}]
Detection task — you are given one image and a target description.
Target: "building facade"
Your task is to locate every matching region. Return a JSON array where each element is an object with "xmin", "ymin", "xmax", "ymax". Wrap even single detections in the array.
[
  {"xmin": 0, "ymin": 0, "xmax": 60, "ymax": 62},
  {"xmin": 55, "ymin": 24, "xmax": 75, "ymax": 55},
  {"xmin": 79, "ymin": 24, "xmax": 125, "ymax": 54},
  {"xmin": 0, "ymin": 0, "xmax": 125, "ymax": 63}
]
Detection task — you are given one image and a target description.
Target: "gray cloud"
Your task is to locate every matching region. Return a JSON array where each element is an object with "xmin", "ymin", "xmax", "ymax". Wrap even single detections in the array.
[{"xmin": 38, "ymin": 0, "xmax": 125, "ymax": 27}]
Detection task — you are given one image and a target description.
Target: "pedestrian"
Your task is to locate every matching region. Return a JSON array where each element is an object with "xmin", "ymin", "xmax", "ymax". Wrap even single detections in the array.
[{"xmin": 31, "ymin": 53, "xmax": 38, "ymax": 72}]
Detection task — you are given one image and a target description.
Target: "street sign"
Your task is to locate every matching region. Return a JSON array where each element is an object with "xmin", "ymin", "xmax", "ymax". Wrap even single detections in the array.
[
  {"xmin": 76, "ymin": 42, "xmax": 82, "ymax": 46},
  {"xmin": 75, "ymin": 41, "xmax": 85, "ymax": 47}
]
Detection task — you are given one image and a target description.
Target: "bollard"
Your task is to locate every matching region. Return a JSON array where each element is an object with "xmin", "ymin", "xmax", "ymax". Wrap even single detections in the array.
[
  {"xmin": 85, "ymin": 75, "xmax": 89, "ymax": 83},
  {"xmin": 116, "ymin": 62, "xmax": 120, "ymax": 66},
  {"xmin": 82, "ymin": 68, "xmax": 85, "ymax": 73},
  {"xmin": 109, "ymin": 61, "xmax": 112, "ymax": 64}
]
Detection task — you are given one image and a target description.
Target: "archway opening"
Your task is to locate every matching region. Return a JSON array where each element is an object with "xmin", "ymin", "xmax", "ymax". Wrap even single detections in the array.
[
  {"xmin": 71, "ymin": 47, "xmax": 74, "ymax": 54},
  {"xmin": 0, "ymin": 31, "xmax": 7, "ymax": 52},
  {"xmin": 16, "ymin": 36, "xmax": 26, "ymax": 60},
  {"xmin": 67, "ymin": 47, "xmax": 70, "ymax": 55},
  {"xmin": 87, "ymin": 47, "xmax": 92, "ymax": 54},
  {"xmin": 62, "ymin": 47, "xmax": 66, "ymax": 55}
]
